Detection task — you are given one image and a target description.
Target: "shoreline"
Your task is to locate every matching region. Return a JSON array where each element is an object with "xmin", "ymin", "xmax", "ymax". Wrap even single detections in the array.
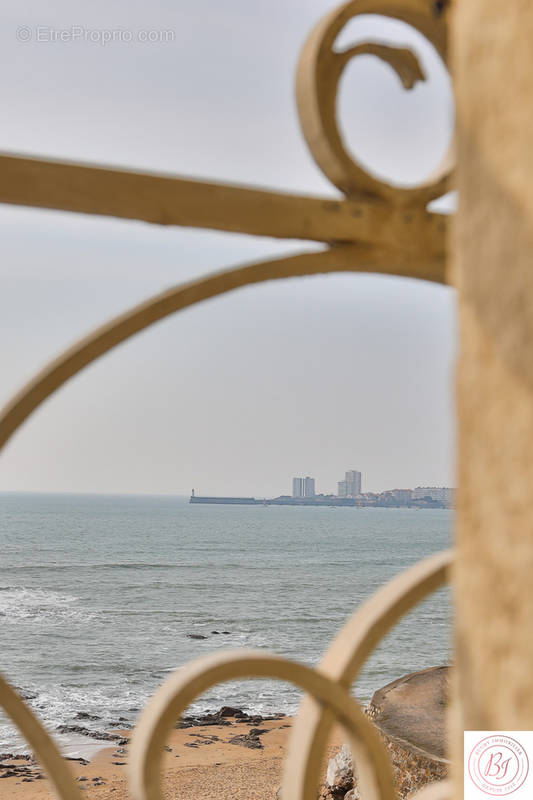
[
  {"xmin": 0, "ymin": 703, "xmax": 293, "ymax": 759},
  {"xmin": 0, "ymin": 709, "xmax": 345, "ymax": 800},
  {"xmin": 0, "ymin": 666, "xmax": 450, "ymax": 799}
]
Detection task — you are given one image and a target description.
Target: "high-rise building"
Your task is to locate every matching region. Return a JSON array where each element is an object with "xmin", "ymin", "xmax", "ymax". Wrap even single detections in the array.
[
  {"xmin": 292, "ymin": 477, "xmax": 304, "ymax": 498},
  {"xmin": 337, "ymin": 480, "xmax": 347, "ymax": 497},
  {"xmin": 304, "ymin": 476, "xmax": 315, "ymax": 497},
  {"xmin": 345, "ymin": 470, "xmax": 362, "ymax": 497}
]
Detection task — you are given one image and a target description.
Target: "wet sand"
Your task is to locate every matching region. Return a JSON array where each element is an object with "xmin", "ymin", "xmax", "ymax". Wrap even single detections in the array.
[{"xmin": 0, "ymin": 717, "xmax": 344, "ymax": 800}]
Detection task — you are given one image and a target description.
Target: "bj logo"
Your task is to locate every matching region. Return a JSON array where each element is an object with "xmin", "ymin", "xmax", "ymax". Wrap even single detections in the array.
[{"xmin": 468, "ymin": 735, "xmax": 529, "ymax": 795}]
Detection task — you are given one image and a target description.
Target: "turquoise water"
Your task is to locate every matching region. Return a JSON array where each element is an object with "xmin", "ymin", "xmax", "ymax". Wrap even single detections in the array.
[{"xmin": 0, "ymin": 493, "xmax": 452, "ymax": 753}]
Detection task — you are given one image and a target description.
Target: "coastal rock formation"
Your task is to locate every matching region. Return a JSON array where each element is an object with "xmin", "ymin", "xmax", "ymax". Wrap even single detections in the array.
[
  {"xmin": 55, "ymin": 724, "xmax": 129, "ymax": 744},
  {"xmin": 0, "ymin": 754, "xmax": 44, "ymax": 783},
  {"xmin": 176, "ymin": 707, "xmax": 285, "ymax": 729},
  {"xmin": 321, "ymin": 667, "xmax": 450, "ymax": 800}
]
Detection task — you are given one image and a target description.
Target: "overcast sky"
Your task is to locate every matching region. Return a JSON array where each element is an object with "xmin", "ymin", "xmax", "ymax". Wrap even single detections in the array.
[{"xmin": 0, "ymin": 0, "xmax": 456, "ymax": 497}]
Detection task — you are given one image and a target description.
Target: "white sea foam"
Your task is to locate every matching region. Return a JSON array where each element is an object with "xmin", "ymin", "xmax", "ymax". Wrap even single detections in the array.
[{"xmin": 0, "ymin": 587, "xmax": 93, "ymax": 624}]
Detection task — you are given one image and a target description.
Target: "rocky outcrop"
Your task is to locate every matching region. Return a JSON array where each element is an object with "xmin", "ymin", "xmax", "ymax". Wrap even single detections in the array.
[
  {"xmin": 175, "ymin": 706, "xmax": 285, "ymax": 729},
  {"xmin": 321, "ymin": 667, "xmax": 450, "ymax": 800},
  {"xmin": 321, "ymin": 737, "xmax": 448, "ymax": 800}
]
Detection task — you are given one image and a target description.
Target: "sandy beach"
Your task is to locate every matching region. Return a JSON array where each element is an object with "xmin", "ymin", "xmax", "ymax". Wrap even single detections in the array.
[{"xmin": 0, "ymin": 716, "xmax": 344, "ymax": 800}]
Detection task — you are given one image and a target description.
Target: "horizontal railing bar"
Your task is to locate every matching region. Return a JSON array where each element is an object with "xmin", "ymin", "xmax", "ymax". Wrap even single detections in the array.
[{"xmin": 0, "ymin": 152, "xmax": 447, "ymax": 251}]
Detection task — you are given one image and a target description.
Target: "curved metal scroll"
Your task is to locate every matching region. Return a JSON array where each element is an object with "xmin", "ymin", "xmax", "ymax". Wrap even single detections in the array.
[
  {"xmin": 127, "ymin": 549, "xmax": 452, "ymax": 800},
  {"xmin": 0, "ymin": 675, "xmax": 82, "ymax": 800},
  {"xmin": 283, "ymin": 549, "xmax": 452, "ymax": 800},
  {"xmin": 0, "ymin": 242, "xmax": 446, "ymax": 453},
  {"xmin": 128, "ymin": 652, "xmax": 396, "ymax": 800},
  {"xmin": 297, "ymin": 0, "xmax": 454, "ymax": 202}
]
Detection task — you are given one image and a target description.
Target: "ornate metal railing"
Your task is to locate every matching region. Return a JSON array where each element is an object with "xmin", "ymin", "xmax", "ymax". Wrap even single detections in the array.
[{"xmin": 0, "ymin": 1, "xmax": 454, "ymax": 798}]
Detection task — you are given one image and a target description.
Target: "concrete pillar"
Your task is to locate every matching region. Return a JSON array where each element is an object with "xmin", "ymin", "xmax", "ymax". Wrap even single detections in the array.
[{"xmin": 454, "ymin": 0, "xmax": 533, "ymax": 792}]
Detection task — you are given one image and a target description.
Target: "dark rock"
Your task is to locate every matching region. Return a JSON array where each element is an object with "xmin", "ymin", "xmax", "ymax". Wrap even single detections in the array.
[
  {"xmin": 56, "ymin": 725, "xmax": 124, "ymax": 742},
  {"xmin": 249, "ymin": 728, "xmax": 268, "ymax": 736},
  {"xmin": 14, "ymin": 687, "xmax": 38, "ymax": 701},
  {"xmin": 228, "ymin": 733, "xmax": 263, "ymax": 750},
  {"xmin": 173, "ymin": 706, "xmax": 284, "ymax": 730},
  {"xmin": 211, "ymin": 631, "xmax": 220, "ymax": 635},
  {"xmin": 0, "ymin": 753, "xmax": 32, "ymax": 761},
  {"xmin": 186, "ymin": 633, "xmax": 208, "ymax": 640},
  {"xmin": 217, "ymin": 706, "xmax": 245, "ymax": 718},
  {"xmin": 65, "ymin": 757, "xmax": 90, "ymax": 765},
  {"xmin": 75, "ymin": 712, "xmax": 101, "ymax": 721},
  {"xmin": 175, "ymin": 712, "xmax": 230, "ymax": 729}
]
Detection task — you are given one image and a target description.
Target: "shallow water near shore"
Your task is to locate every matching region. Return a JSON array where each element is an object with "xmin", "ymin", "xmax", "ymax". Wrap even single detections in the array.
[{"xmin": 0, "ymin": 493, "xmax": 452, "ymax": 754}]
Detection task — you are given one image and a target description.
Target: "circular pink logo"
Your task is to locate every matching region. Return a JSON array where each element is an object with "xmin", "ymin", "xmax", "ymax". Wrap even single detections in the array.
[{"xmin": 468, "ymin": 735, "xmax": 529, "ymax": 795}]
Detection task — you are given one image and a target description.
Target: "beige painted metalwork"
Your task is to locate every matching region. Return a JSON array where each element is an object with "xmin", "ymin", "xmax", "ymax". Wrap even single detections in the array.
[
  {"xmin": 0, "ymin": 243, "xmax": 446, "ymax": 453},
  {"xmin": 296, "ymin": 0, "xmax": 453, "ymax": 203},
  {"xmin": 129, "ymin": 651, "xmax": 397, "ymax": 800},
  {"xmin": 127, "ymin": 549, "xmax": 452, "ymax": 800},
  {"xmin": 0, "ymin": 0, "xmax": 457, "ymax": 798},
  {"xmin": 283, "ymin": 549, "xmax": 451, "ymax": 800}
]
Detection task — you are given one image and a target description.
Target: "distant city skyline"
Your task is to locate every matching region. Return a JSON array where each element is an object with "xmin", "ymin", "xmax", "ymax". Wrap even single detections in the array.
[
  {"xmin": 190, "ymin": 479, "xmax": 455, "ymax": 507},
  {"xmin": 289, "ymin": 470, "xmax": 454, "ymax": 501}
]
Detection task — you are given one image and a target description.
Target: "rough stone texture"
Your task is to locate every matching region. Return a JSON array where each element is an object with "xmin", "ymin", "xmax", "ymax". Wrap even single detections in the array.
[
  {"xmin": 368, "ymin": 665, "xmax": 449, "ymax": 760},
  {"xmin": 453, "ymin": 0, "xmax": 533, "ymax": 768},
  {"xmin": 452, "ymin": 4, "xmax": 533, "ymax": 797},
  {"xmin": 320, "ymin": 727, "xmax": 448, "ymax": 800},
  {"xmin": 321, "ymin": 667, "xmax": 449, "ymax": 800}
]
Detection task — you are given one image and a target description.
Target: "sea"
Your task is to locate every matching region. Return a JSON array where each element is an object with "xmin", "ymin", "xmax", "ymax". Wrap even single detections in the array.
[{"xmin": 0, "ymin": 493, "xmax": 452, "ymax": 756}]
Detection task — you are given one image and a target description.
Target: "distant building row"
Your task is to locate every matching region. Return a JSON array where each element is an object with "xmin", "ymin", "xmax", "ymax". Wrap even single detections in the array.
[
  {"xmin": 291, "ymin": 472, "xmax": 455, "ymax": 507},
  {"xmin": 361, "ymin": 486, "xmax": 456, "ymax": 508},
  {"xmin": 292, "ymin": 476, "xmax": 315, "ymax": 498}
]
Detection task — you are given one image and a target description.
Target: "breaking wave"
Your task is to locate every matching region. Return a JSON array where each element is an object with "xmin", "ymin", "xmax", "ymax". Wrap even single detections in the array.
[{"xmin": 0, "ymin": 587, "xmax": 94, "ymax": 624}]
